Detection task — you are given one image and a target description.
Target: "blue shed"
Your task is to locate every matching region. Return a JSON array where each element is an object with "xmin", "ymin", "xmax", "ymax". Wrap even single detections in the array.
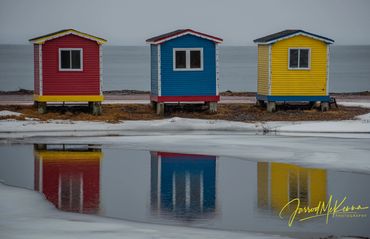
[{"xmin": 146, "ymin": 29, "xmax": 223, "ymax": 114}]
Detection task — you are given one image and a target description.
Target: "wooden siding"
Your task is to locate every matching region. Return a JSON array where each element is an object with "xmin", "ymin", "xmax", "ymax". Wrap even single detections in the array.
[
  {"xmin": 160, "ymin": 34, "xmax": 216, "ymax": 97},
  {"xmin": 271, "ymin": 35, "xmax": 328, "ymax": 96},
  {"xmin": 34, "ymin": 44, "xmax": 40, "ymax": 95},
  {"xmin": 42, "ymin": 34, "xmax": 100, "ymax": 96},
  {"xmin": 257, "ymin": 45, "xmax": 269, "ymax": 95},
  {"xmin": 150, "ymin": 45, "xmax": 158, "ymax": 96}
]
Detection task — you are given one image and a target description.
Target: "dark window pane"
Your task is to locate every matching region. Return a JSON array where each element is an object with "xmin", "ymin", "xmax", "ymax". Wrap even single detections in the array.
[
  {"xmin": 175, "ymin": 51, "xmax": 186, "ymax": 69},
  {"xmin": 299, "ymin": 49, "xmax": 309, "ymax": 68},
  {"xmin": 289, "ymin": 171, "xmax": 298, "ymax": 201},
  {"xmin": 299, "ymin": 171, "xmax": 308, "ymax": 206},
  {"xmin": 71, "ymin": 50, "xmax": 81, "ymax": 69},
  {"xmin": 289, "ymin": 49, "xmax": 298, "ymax": 68},
  {"xmin": 61, "ymin": 50, "xmax": 70, "ymax": 69},
  {"xmin": 190, "ymin": 50, "xmax": 201, "ymax": 68}
]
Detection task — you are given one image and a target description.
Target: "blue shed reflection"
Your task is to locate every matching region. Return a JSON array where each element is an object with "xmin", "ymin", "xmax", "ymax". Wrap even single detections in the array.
[{"xmin": 151, "ymin": 152, "xmax": 217, "ymax": 220}]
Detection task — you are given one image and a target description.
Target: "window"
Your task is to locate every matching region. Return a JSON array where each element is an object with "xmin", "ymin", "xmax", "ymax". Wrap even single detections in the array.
[
  {"xmin": 288, "ymin": 170, "xmax": 309, "ymax": 206},
  {"xmin": 289, "ymin": 48, "xmax": 310, "ymax": 69},
  {"xmin": 173, "ymin": 48, "xmax": 203, "ymax": 71},
  {"xmin": 175, "ymin": 50, "xmax": 186, "ymax": 69},
  {"xmin": 59, "ymin": 48, "xmax": 83, "ymax": 71}
]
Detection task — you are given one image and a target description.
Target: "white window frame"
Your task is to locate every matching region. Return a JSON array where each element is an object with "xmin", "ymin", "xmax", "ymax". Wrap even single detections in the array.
[
  {"xmin": 173, "ymin": 48, "xmax": 203, "ymax": 71},
  {"xmin": 59, "ymin": 48, "xmax": 83, "ymax": 71},
  {"xmin": 288, "ymin": 48, "xmax": 311, "ymax": 70}
]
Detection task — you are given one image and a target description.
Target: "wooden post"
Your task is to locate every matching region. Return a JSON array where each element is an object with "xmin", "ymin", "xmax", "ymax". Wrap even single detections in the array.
[
  {"xmin": 156, "ymin": 103, "xmax": 165, "ymax": 116},
  {"xmin": 267, "ymin": 101, "xmax": 276, "ymax": 112},
  {"xmin": 321, "ymin": 102, "xmax": 329, "ymax": 112},
  {"xmin": 38, "ymin": 102, "xmax": 47, "ymax": 114},
  {"xmin": 208, "ymin": 102, "xmax": 218, "ymax": 113},
  {"xmin": 92, "ymin": 102, "xmax": 102, "ymax": 115}
]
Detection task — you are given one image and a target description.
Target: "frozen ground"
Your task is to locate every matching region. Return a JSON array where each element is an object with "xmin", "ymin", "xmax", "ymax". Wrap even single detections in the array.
[
  {"xmin": 0, "ymin": 102, "xmax": 369, "ymax": 138},
  {"xmin": 0, "ymin": 183, "xmax": 291, "ymax": 239},
  {"xmin": 0, "ymin": 112, "xmax": 369, "ymax": 138}
]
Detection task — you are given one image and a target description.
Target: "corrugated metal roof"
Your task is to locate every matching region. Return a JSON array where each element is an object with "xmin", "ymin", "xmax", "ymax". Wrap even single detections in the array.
[
  {"xmin": 253, "ymin": 30, "xmax": 334, "ymax": 44},
  {"xmin": 146, "ymin": 29, "xmax": 223, "ymax": 44}
]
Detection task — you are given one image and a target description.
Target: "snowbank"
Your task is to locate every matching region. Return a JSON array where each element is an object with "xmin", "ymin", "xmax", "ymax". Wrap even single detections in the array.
[
  {"xmin": 338, "ymin": 101, "xmax": 370, "ymax": 108},
  {"xmin": 0, "ymin": 103, "xmax": 369, "ymax": 138},
  {"xmin": 0, "ymin": 110, "xmax": 22, "ymax": 117},
  {"xmin": 0, "ymin": 114, "xmax": 369, "ymax": 138},
  {"xmin": 274, "ymin": 113, "xmax": 370, "ymax": 134},
  {"xmin": 0, "ymin": 183, "xmax": 290, "ymax": 239},
  {"xmin": 0, "ymin": 117, "xmax": 264, "ymax": 138}
]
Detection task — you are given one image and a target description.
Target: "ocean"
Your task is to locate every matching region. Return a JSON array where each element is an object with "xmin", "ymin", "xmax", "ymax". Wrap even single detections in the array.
[{"xmin": 0, "ymin": 45, "xmax": 369, "ymax": 92}]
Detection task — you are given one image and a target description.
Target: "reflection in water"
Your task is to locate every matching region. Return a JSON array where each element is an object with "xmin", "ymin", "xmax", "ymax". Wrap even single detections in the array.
[
  {"xmin": 150, "ymin": 152, "xmax": 217, "ymax": 220},
  {"xmin": 14, "ymin": 144, "xmax": 366, "ymax": 236},
  {"xmin": 34, "ymin": 144, "xmax": 101, "ymax": 214},
  {"xmin": 258, "ymin": 162, "xmax": 327, "ymax": 214}
]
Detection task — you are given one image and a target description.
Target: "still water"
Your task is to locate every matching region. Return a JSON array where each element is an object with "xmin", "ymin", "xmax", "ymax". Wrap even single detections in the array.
[
  {"xmin": 0, "ymin": 141, "xmax": 369, "ymax": 237},
  {"xmin": 0, "ymin": 45, "xmax": 370, "ymax": 92}
]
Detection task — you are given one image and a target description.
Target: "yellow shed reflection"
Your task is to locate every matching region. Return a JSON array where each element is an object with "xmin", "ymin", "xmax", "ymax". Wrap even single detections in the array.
[{"xmin": 258, "ymin": 162, "xmax": 327, "ymax": 212}]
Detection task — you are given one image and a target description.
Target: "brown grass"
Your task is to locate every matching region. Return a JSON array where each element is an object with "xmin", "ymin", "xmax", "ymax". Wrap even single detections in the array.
[{"xmin": 0, "ymin": 103, "xmax": 369, "ymax": 123}]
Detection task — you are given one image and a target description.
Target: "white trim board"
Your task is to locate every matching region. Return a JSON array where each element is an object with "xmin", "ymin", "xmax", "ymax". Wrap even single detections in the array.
[
  {"xmin": 58, "ymin": 48, "xmax": 83, "ymax": 71},
  {"xmin": 288, "ymin": 48, "xmax": 311, "ymax": 70},
  {"xmin": 268, "ymin": 45, "xmax": 271, "ymax": 95},
  {"xmin": 172, "ymin": 48, "xmax": 204, "ymax": 71}
]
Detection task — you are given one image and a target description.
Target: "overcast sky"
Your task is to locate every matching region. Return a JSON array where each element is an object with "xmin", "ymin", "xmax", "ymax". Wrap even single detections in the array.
[{"xmin": 0, "ymin": 0, "xmax": 369, "ymax": 45}]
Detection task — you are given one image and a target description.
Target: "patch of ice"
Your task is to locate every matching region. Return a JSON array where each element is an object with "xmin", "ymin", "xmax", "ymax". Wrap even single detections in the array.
[
  {"xmin": 0, "ymin": 183, "xmax": 291, "ymax": 239},
  {"xmin": 16, "ymin": 134, "xmax": 370, "ymax": 174}
]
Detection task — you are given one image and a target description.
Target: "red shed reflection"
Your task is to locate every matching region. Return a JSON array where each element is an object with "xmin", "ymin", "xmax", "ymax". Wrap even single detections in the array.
[{"xmin": 34, "ymin": 144, "xmax": 101, "ymax": 214}]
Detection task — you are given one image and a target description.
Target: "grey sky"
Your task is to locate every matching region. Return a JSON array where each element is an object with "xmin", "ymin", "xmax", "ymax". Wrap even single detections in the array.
[{"xmin": 0, "ymin": 0, "xmax": 369, "ymax": 45}]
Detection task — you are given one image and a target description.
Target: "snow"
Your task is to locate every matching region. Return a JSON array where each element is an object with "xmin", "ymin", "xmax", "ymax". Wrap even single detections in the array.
[
  {"xmin": 0, "ymin": 101, "xmax": 369, "ymax": 138},
  {"xmin": 0, "ymin": 117, "xmax": 264, "ymax": 138},
  {"xmin": 0, "ymin": 110, "xmax": 22, "ymax": 117},
  {"xmin": 0, "ymin": 182, "xmax": 290, "ymax": 239},
  {"xmin": 338, "ymin": 101, "xmax": 370, "ymax": 108},
  {"xmin": 0, "ymin": 114, "xmax": 369, "ymax": 139}
]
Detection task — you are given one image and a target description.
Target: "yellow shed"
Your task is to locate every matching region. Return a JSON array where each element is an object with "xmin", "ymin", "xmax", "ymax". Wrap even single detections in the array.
[{"xmin": 254, "ymin": 30, "xmax": 334, "ymax": 112}]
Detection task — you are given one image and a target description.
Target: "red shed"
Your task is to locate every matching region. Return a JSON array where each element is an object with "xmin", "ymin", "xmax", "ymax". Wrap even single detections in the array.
[{"xmin": 29, "ymin": 29, "xmax": 107, "ymax": 114}]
